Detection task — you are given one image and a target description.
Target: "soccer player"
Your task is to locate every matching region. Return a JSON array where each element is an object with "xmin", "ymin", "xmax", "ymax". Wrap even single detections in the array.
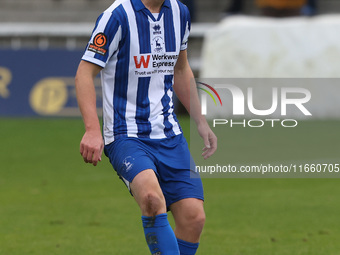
[{"xmin": 75, "ymin": 0, "xmax": 217, "ymax": 254}]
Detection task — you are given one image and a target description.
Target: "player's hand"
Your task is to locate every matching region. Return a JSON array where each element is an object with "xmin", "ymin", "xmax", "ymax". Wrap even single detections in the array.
[
  {"xmin": 197, "ymin": 122, "xmax": 217, "ymax": 160},
  {"xmin": 79, "ymin": 130, "xmax": 104, "ymax": 166}
]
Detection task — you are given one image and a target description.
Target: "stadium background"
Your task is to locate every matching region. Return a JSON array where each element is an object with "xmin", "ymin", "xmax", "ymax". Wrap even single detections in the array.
[{"xmin": 1, "ymin": 0, "xmax": 340, "ymax": 254}]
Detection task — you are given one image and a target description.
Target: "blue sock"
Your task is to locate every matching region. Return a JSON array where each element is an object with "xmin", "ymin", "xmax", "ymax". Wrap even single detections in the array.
[
  {"xmin": 177, "ymin": 238, "xmax": 199, "ymax": 255},
  {"xmin": 142, "ymin": 213, "xmax": 180, "ymax": 255}
]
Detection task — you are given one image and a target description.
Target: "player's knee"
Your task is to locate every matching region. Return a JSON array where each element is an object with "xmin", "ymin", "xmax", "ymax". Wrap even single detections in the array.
[
  {"xmin": 182, "ymin": 208, "xmax": 206, "ymax": 234},
  {"xmin": 191, "ymin": 210, "xmax": 206, "ymax": 233},
  {"xmin": 140, "ymin": 191, "xmax": 166, "ymax": 216}
]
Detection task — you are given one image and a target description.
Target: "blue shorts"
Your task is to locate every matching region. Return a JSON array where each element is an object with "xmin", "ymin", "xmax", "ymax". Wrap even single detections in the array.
[{"xmin": 104, "ymin": 134, "xmax": 204, "ymax": 208}]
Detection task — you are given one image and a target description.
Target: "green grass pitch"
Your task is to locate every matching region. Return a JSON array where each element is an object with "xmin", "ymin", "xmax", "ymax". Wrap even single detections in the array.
[{"xmin": 1, "ymin": 117, "xmax": 340, "ymax": 255}]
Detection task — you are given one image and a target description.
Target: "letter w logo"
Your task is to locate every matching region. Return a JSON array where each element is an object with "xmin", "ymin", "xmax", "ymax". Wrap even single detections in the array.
[{"xmin": 134, "ymin": 55, "xmax": 150, "ymax": 68}]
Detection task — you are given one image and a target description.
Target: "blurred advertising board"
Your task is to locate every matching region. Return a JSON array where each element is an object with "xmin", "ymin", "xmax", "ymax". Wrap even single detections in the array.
[{"xmin": 0, "ymin": 49, "xmax": 102, "ymax": 117}]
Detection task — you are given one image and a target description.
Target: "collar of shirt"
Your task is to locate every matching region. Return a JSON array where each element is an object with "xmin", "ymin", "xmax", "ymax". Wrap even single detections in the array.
[{"xmin": 131, "ymin": 0, "xmax": 171, "ymax": 12}]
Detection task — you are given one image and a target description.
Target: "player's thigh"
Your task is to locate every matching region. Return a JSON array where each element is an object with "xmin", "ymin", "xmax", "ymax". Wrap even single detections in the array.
[{"xmin": 130, "ymin": 169, "xmax": 166, "ymax": 215}]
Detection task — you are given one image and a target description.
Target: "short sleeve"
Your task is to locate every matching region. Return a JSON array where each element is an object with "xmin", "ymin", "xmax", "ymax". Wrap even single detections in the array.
[
  {"xmin": 180, "ymin": 5, "xmax": 191, "ymax": 51},
  {"xmin": 82, "ymin": 12, "xmax": 122, "ymax": 68}
]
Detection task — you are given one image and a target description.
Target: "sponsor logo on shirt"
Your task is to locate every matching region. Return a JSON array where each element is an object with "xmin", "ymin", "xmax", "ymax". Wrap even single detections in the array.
[
  {"xmin": 88, "ymin": 33, "xmax": 108, "ymax": 56},
  {"xmin": 133, "ymin": 54, "xmax": 179, "ymax": 76}
]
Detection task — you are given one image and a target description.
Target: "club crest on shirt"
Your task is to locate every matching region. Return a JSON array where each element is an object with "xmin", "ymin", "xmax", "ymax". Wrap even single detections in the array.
[{"xmin": 152, "ymin": 36, "xmax": 164, "ymax": 53}]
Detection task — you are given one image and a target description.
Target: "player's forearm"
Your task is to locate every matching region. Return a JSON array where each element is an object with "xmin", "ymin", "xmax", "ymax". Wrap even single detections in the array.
[
  {"xmin": 75, "ymin": 63, "xmax": 101, "ymax": 132},
  {"xmin": 174, "ymin": 63, "xmax": 206, "ymax": 126}
]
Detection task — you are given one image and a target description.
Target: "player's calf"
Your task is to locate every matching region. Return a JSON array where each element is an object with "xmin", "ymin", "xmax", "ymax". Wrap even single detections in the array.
[{"xmin": 142, "ymin": 213, "xmax": 180, "ymax": 255}]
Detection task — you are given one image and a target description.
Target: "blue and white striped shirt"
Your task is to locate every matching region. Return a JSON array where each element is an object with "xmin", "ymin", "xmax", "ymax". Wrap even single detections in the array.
[{"xmin": 82, "ymin": 0, "xmax": 191, "ymax": 145}]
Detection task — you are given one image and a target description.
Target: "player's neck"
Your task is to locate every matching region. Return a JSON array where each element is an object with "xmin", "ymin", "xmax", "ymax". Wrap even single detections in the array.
[{"xmin": 142, "ymin": 0, "xmax": 164, "ymax": 13}]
